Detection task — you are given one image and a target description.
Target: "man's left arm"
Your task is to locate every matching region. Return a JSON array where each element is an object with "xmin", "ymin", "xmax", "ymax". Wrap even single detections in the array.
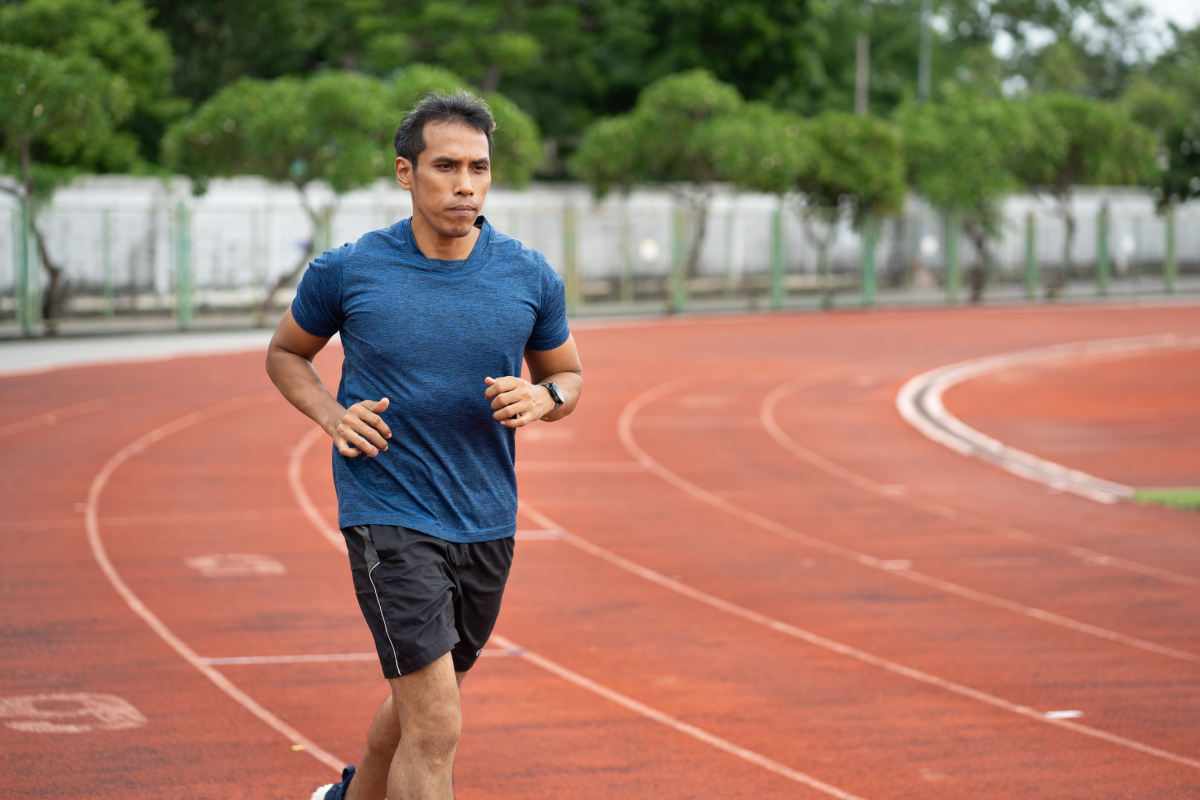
[{"xmin": 484, "ymin": 334, "xmax": 582, "ymax": 428}]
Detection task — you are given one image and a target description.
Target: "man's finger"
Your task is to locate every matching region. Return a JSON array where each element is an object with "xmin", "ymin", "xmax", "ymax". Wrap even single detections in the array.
[
  {"xmin": 348, "ymin": 420, "xmax": 388, "ymax": 451},
  {"xmin": 335, "ymin": 437, "xmax": 361, "ymax": 457},
  {"xmin": 354, "ymin": 409, "xmax": 393, "ymax": 439},
  {"xmin": 364, "ymin": 397, "xmax": 390, "ymax": 413},
  {"xmin": 342, "ymin": 428, "xmax": 379, "ymax": 457}
]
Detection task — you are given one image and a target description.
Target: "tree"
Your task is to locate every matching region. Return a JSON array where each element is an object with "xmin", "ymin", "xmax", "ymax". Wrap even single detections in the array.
[
  {"xmin": 791, "ymin": 112, "xmax": 905, "ymax": 307},
  {"xmin": 571, "ymin": 69, "xmax": 744, "ymax": 285},
  {"xmin": 1011, "ymin": 93, "xmax": 1156, "ymax": 294},
  {"xmin": 163, "ymin": 69, "xmax": 543, "ymax": 316},
  {"xmin": 1, "ymin": 0, "xmax": 183, "ymax": 163},
  {"xmin": 0, "ymin": 44, "xmax": 134, "ymax": 333},
  {"xmin": 1123, "ymin": 24, "xmax": 1200, "ymax": 209},
  {"xmin": 163, "ymin": 71, "xmax": 394, "ymax": 316},
  {"xmin": 896, "ymin": 93, "xmax": 1029, "ymax": 302}
]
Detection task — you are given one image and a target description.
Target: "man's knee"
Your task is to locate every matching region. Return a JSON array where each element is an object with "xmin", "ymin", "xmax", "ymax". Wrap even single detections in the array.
[{"xmin": 405, "ymin": 702, "xmax": 461, "ymax": 764}]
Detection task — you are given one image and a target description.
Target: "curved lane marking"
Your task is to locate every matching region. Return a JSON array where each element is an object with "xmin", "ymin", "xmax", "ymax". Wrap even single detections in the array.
[
  {"xmin": 761, "ymin": 377, "xmax": 1200, "ymax": 591},
  {"xmin": 86, "ymin": 393, "xmax": 345, "ymax": 773},
  {"xmin": 516, "ymin": 503, "xmax": 1200, "ymax": 773},
  {"xmin": 617, "ymin": 371, "xmax": 1200, "ymax": 664},
  {"xmin": 287, "ymin": 429, "xmax": 869, "ymax": 798},
  {"xmin": 896, "ymin": 332, "xmax": 1200, "ymax": 504},
  {"xmin": 288, "ymin": 424, "xmax": 1200, "ymax": 773}
]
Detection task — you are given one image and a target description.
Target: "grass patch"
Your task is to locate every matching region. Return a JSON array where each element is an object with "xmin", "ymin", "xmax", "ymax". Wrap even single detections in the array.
[{"xmin": 1134, "ymin": 488, "xmax": 1200, "ymax": 511}]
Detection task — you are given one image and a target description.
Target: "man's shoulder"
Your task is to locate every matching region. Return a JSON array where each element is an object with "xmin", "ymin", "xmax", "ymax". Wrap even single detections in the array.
[{"xmin": 485, "ymin": 226, "xmax": 558, "ymax": 278}]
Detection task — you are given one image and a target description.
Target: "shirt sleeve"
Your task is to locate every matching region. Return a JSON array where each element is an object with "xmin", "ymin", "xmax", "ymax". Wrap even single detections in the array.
[
  {"xmin": 526, "ymin": 256, "xmax": 571, "ymax": 352},
  {"xmin": 290, "ymin": 244, "xmax": 349, "ymax": 338}
]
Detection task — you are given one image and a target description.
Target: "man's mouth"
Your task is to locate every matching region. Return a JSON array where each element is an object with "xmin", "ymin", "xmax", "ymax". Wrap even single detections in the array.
[{"xmin": 448, "ymin": 205, "xmax": 476, "ymax": 216}]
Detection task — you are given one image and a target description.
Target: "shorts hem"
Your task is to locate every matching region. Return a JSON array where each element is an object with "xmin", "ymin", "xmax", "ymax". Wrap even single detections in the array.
[{"xmin": 383, "ymin": 636, "xmax": 459, "ymax": 680}]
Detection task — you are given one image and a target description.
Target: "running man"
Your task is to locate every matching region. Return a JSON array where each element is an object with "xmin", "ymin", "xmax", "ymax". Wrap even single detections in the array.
[{"xmin": 265, "ymin": 90, "xmax": 582, "ymax": 800}]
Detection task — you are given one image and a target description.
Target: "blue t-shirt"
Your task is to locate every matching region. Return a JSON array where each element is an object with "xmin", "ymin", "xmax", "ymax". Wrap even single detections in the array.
[{"xmin": 290, "ymin": 216, "xmax": 570, "ymax": 543}]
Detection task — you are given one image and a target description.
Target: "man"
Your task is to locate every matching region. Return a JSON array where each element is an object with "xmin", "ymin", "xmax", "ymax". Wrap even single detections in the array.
[{"xmin": 265, "ymin": 90, "xmax": 582, "ymax": 800}]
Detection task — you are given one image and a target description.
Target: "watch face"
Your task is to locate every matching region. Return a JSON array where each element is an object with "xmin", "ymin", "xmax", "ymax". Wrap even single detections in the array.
[{"xmin": 544, "ymin": 382, "xmax": 564, "ymax": 405}]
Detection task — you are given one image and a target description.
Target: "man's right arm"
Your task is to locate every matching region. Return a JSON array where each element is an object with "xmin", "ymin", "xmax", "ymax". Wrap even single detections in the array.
[{"xmin": 265, "ymin": 308, "xmax": 392, "ymax": 458}]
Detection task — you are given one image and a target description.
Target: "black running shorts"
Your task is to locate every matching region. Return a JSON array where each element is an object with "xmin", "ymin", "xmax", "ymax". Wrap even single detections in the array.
[{"xmin": 342, "ymin": 524, "xmax": 515, "ymax": 679}]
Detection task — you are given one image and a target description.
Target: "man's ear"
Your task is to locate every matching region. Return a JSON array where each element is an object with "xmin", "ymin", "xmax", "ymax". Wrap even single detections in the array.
[{"xmin": 395, "ymin": 157, "xmax": 415, "ymax": 190}]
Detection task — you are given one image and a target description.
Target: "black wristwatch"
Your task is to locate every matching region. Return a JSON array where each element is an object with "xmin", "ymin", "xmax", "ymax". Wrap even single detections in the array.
[{"xmin": 540, "ymin": 382, "xmax": 564, "ymax": 417}]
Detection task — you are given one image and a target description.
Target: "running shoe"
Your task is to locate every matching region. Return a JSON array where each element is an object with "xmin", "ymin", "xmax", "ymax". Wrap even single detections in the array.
[{"xmin": 310, "ymin": 765, "xmax": 355, "ymax": 800}]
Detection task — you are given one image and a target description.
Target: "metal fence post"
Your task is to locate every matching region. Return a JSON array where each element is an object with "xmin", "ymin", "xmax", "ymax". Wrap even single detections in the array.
[
  {"xmin": 670, "ymin": 205, "xmax": 687, "ymax": 313},
  {"xmin": 1096, "ymin": 201, "xmax": 1110, "ymax": 298},
  {"xmin": 1023, "ymin": 212, "xmax": 1037, "ymax": 300},
  {"xmin": 620, "ymin": 201, "xmax": 633, "ymax": 305},
  {"xmin": 943, "ymin": 211, "xmax": 961, "ymax": 304},
  {"xmin": 174, "ymin": 201, "xmax": 193, "ymax": 330},
  {"xmin": 770, "ymin": 199, "xmax": 785, "ymax": 309},
  {"xmin": 250, "ymin": 209, "xmax": 264, "ymax": 327},
  {"xmin": 20, "ymin": 200, "xmax": 39, "ymax": 336},
  {"xmin": 102, "ymin": 208, "xmax": 115, "ymax": 320},
  {"xmin": 1164, "ymin": 205, "xmax": 1176, "ymax": 296},
  {"xmin": 563, "ymin": 204, "xmax": 579, "ymax": 316},
  {"xmin": 860, "ymin": 214, "xmax": 878, "ymax": 308}
]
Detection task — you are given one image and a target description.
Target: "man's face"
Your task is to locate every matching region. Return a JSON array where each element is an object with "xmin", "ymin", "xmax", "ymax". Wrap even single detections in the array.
[{"xmin": 395, "ymin": 121, "xmax": 491, "ymax": 239}]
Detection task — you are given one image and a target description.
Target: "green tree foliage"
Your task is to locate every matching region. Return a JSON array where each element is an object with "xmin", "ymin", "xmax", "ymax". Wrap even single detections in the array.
[
  {"xmin": 163, "ymin": 69, "xmax": 542, "ymax": 312},
  {"xmin": 1, "ymin": 0, "xmax": 182, "ymax": 162},
  {"xmin": 163, "ymin": 71, "xmax": 394, "ymax": 313},
  {"xmin": 1011, "ymin": 92, "xmax": 1156, "ymax": 290},
  {"xmin": 697, "ymin": 103, "xmax": 808, "ymax": 197},
  {"xmin": 895, "ymin": 92, "xmax": 1030, "ymax": 301},
  {"xmin": 571, "ymin": 70, "xmax": 744, "ymax": 279},
  {"xmin": 1123, "ymin": 25, "xmax": 1200, "ymax": 208},
  {"xmin": 143, "ymin": 0, "xmax": 326, "ymax": 103},
  {"xmin": 0, "ymin": 44, "xmax": 134, "ymax": 330},
  {"xmin": 793, "ymin": 112, "xmax": 905, "ymax": 306}
]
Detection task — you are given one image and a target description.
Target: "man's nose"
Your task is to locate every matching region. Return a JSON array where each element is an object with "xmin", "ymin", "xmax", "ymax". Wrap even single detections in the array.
[{"xmin": 454, "ymin": 168, "xmax": 475, "ymax": 195}]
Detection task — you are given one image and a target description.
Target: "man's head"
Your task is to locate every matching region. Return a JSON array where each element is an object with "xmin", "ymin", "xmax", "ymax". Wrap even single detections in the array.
[{"xmin": 394, "ymin": 90, "xmax": 495, "ymax": 240}]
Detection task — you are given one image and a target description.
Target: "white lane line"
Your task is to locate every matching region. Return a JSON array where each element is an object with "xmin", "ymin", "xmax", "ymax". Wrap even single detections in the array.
[
  {"xmin": 487, "ymin": 633, "xmax": 869, "ymax": 800},
  {"xmin": 895, "ymin": 332, "xmax": 1200, "ymax": 504},
  {"xmin": 291, "ymin": 427, "xmax": 347, "ymax": 553},
  {"xmin": 515, "ymin": 461, "xmax": 645, "ymax": 472},
  {"xmin": 288, "ymin": 431, "xmax": 867, "ymax": 797},
  {"xmin": 515, "ymin": 503, "xmax": 1200, "ymax": 773},
  {"xmin": 618, "ymin": 371, "xmax": 1200, "ymax": 665},
  {"xmin": 197, "ymin": 648, "xmax": 529, "ymax": 666},
  {"xmin": 199, "ymin": 653, "xmax": 377, "ymax": 665},
  {"xmin": 288, "ymin": 412, "xmax": 1200, "ymax": 775},
  {"xmin": 87, "ymin": 393, "xmax": 345, "ymax": 774},
  {"xmin": 0, "ymin": 397, "xmax": 111, "ymax": 441},
  {"xmin": 762, "ymin": 376, "xmax": 1200, "ymax": 592}
]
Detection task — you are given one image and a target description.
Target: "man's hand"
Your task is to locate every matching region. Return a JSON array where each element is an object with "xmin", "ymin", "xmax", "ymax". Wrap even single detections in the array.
[
  {"xmin": 331, "ymin": 397, "xmax": 392, "ymax": 457},
  {"xmin": 484, "ymin": 377, "xmax": 553, "ymax": 428}
]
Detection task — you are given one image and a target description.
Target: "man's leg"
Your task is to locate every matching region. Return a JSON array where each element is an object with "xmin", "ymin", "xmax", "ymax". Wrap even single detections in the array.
[
  {"xmin": 346, "ymin": 669, "xmax": 467, "ymax": 800},
  {"xmin": 385, "ymin": 652, "xmax": 462, "ymax": 800}
]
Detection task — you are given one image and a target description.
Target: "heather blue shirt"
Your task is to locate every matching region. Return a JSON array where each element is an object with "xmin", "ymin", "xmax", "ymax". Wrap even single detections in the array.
[{"xmin": 291, "ymin": 217, "xmax": 570, "ymax": 543}]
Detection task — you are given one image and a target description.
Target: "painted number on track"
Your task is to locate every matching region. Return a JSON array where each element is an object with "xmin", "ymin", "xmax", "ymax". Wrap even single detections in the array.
[
  {"xmin": 0, "ymin": 693, "xmax": 146, "ymax": 733},
  {"xmin": 185, "ymin": 553, "xmax": 286, "ymax": 577}
]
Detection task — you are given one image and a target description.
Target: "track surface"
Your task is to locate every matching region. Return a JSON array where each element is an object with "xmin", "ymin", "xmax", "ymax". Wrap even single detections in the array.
[{"xmin": 3, "ymin": 303, "xmax": 1199, "ymax": 799}]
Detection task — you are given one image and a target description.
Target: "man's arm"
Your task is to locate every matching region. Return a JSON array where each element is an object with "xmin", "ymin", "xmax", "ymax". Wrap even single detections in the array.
[
  {"xmin": 484, "ymin": 334, "xmax": 583, "ymax": 428},
  {"xmin": 265, "ymin": 308, "xmax": 392, "ymax": 457}
]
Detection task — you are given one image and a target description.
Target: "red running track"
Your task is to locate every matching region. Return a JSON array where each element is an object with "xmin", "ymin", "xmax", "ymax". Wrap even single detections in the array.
[{"xmin": 2, "ymin": 303, "xmax": 1199, "ymax": 799}]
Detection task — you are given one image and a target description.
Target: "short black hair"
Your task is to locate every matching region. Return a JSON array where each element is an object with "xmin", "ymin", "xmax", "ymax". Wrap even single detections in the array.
[{"xmin": 393, "ymin": 89, "xmax": 495, "ymax": 166}]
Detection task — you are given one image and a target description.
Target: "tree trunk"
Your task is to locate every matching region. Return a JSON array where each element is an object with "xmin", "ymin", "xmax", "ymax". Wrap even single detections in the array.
[
  {"xmin": 1047, "ymin": 192, "xmax": 1074, "ymax": 300},
  {"xmin": 800, "ymin": 210, "xmax": 837, "ymax": 309},
  {"xmin": 963, "ymin": 218, "xmax": 988, "ymax": 304},
  {"xmin": 683, "ymin": 194, "xmax": 710, "ymax": 281},
  {"xmin": 35, "ymin": 224, "xmax": 67, "ymax": 335},
  {"xmin": 257, "ymin": 191, "xmax": 333, "ymax": 321}
]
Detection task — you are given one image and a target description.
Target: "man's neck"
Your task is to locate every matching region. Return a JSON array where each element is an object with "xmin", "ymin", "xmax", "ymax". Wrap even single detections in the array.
[{"xmin": 410, "ymin": 211, "xmax": 481, "ymax": 261}]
